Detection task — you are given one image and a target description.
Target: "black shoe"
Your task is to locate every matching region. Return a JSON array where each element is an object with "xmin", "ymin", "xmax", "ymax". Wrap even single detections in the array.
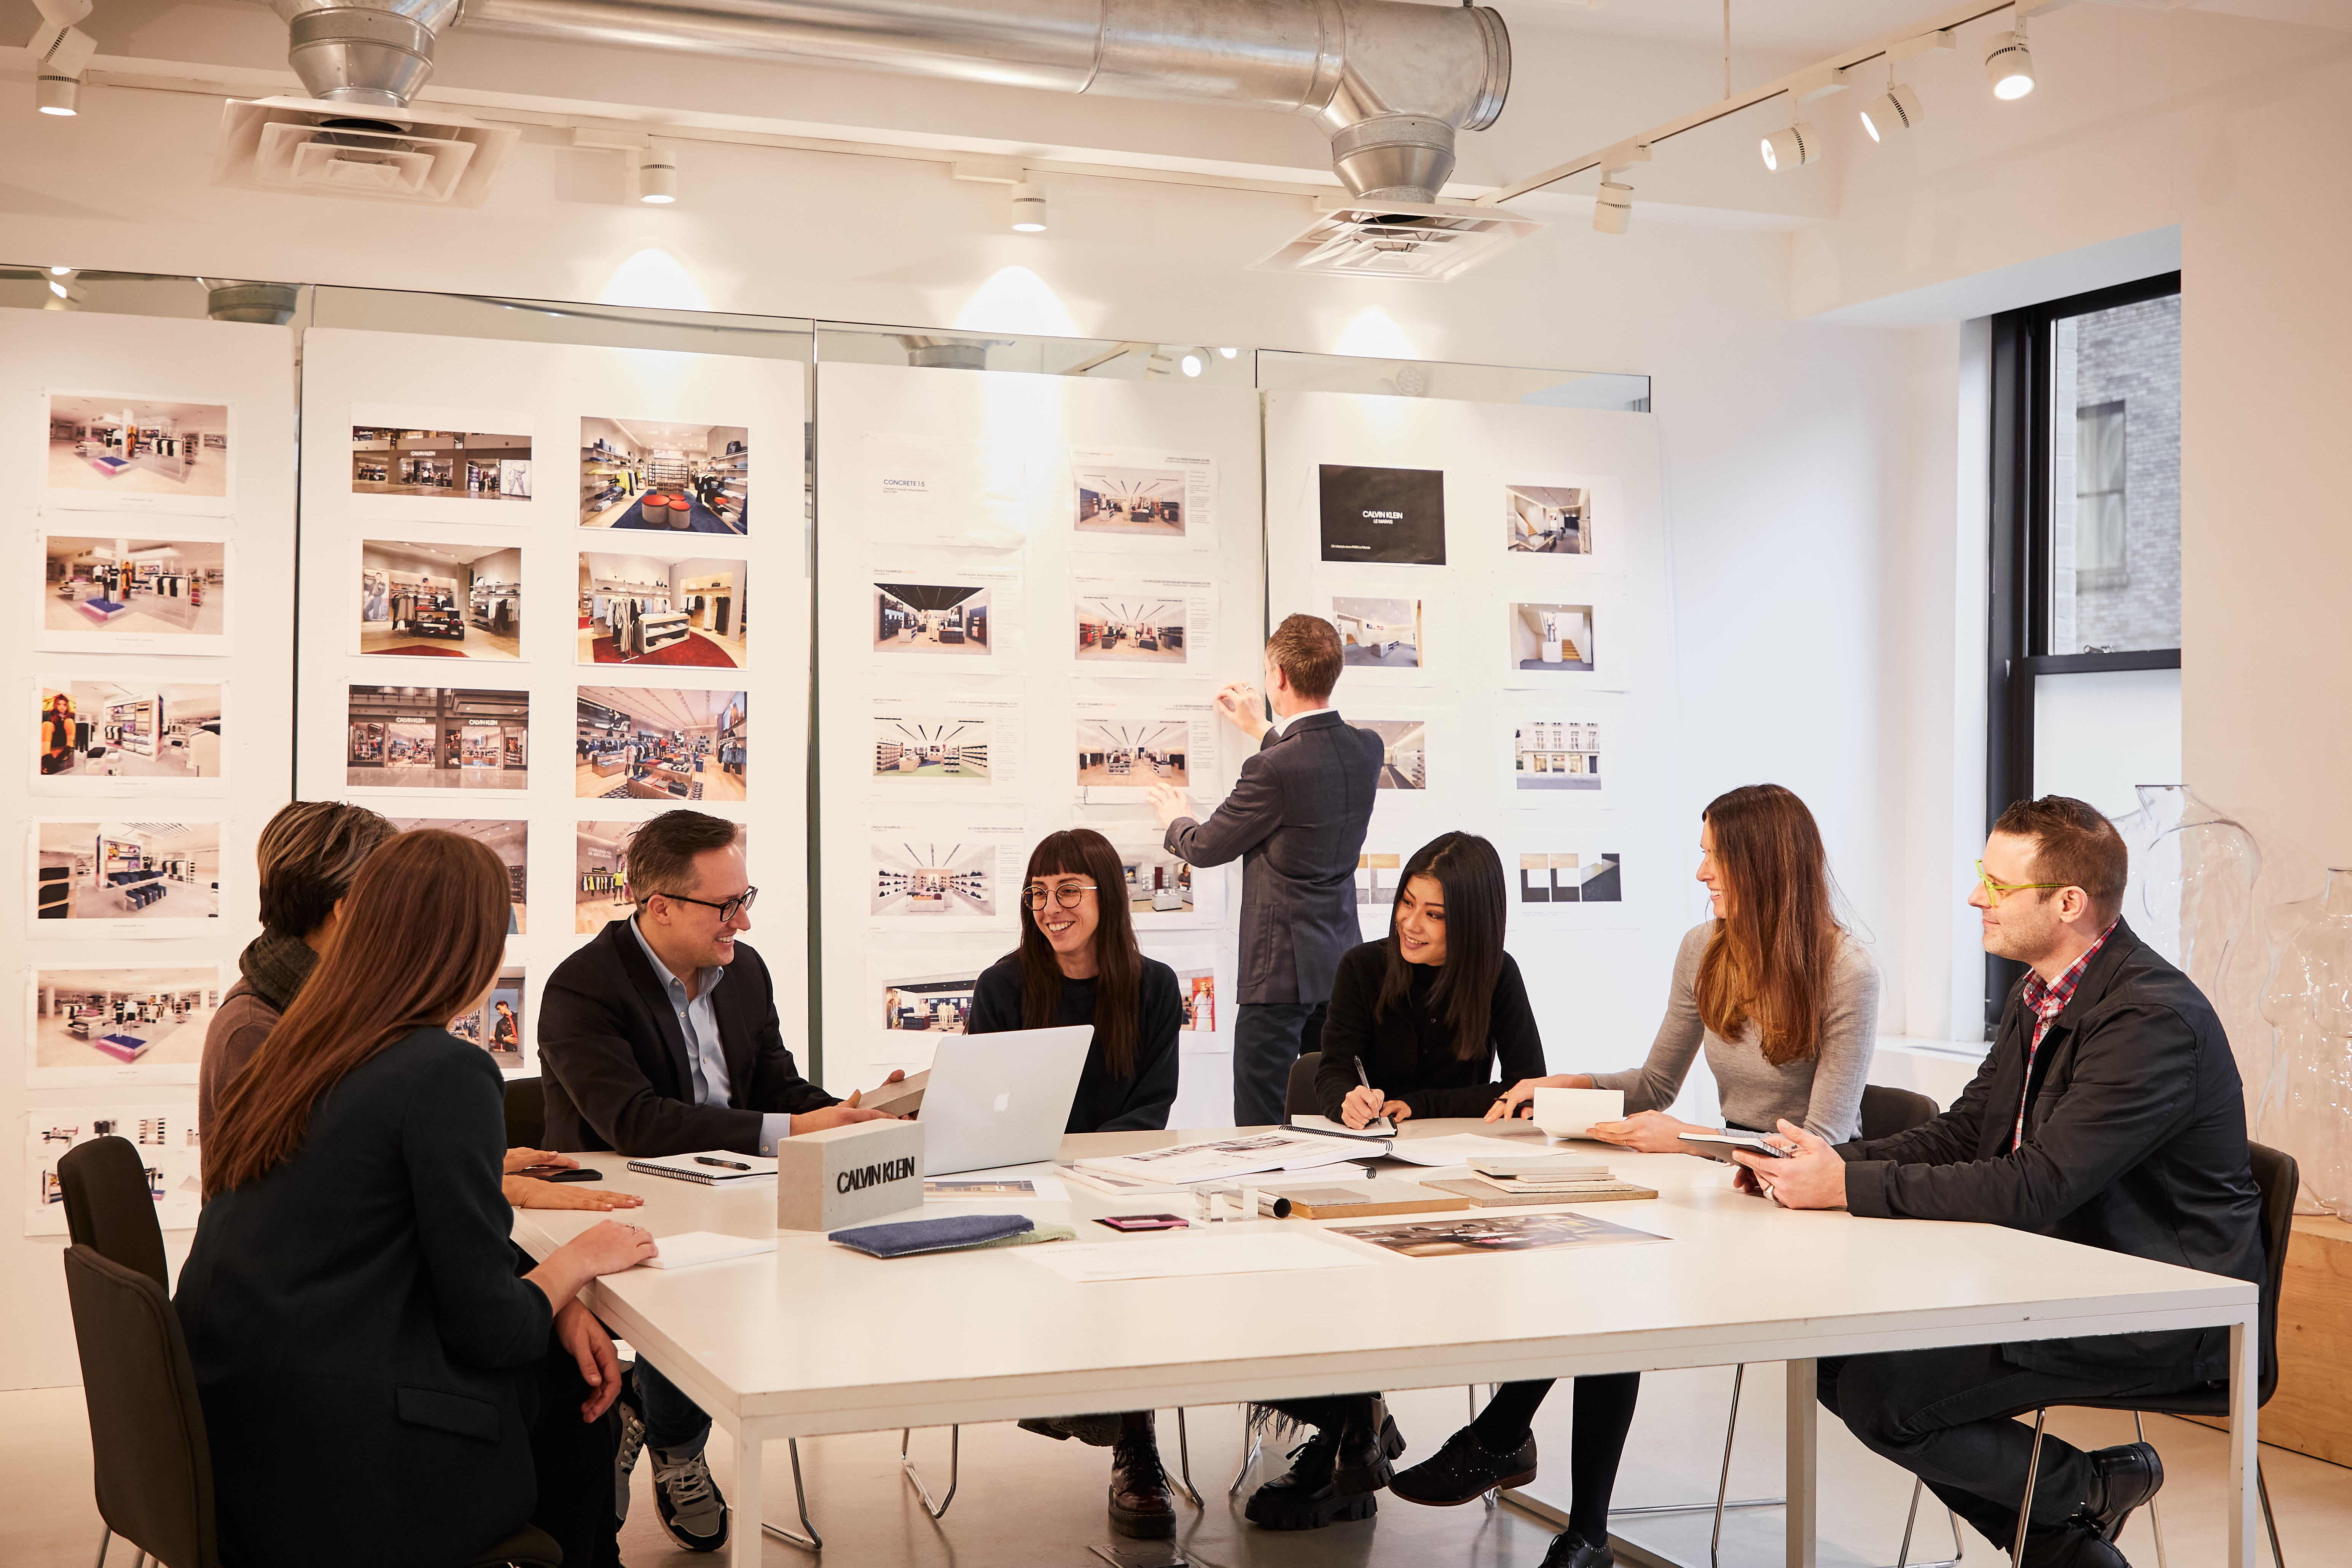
[
  {"xmin": 2021, "ymin": 1517, "xmax": 2129, "ymax": 1568},
  {"xmin": 1108, "ymin": 1431, "xmax": 1176, "ymax": 1539},
  {"xmin": 2080, "ymin": 1441, "xmax": 2163, "ymax": 1544},
  {"xmin": 1390, "ymin": 1423, "xmax": 1539, "ymax": 1505},
  {"xmin": 1538, "ymin": 1530, "xmax": 1614, "ymax": 1568},
  {"xmin": 1331, "ymin": 1395, "xmax": 1408, "ymax": 1495},
  {"xmin": 1018, "ymin": 1413, "xmax": 1125, "ymax": 1448},
  {"xmin": 1244, "ymin": 1428, "xmax": 1378, "ymax": 1531}
]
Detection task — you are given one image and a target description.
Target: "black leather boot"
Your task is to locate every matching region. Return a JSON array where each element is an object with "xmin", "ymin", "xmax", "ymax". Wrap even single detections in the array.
[
  {"xmin": 1107, "ymin": 1420, "xmax": 1175, "ymax": 1540},
  {"xmin": 1244, "ymin": 1426, "xmax": 1377, "ymax": 1530},
  {"xmin": 1331, "ymin": 1394, "xmax": 1408, "ymax": 1494}
]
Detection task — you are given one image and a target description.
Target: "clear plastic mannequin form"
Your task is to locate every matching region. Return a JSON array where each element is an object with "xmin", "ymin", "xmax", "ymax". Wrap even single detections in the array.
[
  {"xmin": 2257, "ymin": 868, "xmax": 2352, "ymax": 1216},
  {"xmin": 2111, "ymin": 784, "xmax": 2265, "ymax": 1007}
]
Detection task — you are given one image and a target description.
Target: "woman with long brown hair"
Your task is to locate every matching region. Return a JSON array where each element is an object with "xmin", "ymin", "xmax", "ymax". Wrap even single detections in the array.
[
  {"xmin": 177, "ymin": 830, "xmax": 657, "ymax": 1568},
  {"xmin": 1383, "ymin": 785, "xmax": 1879, "ymax": 1568},
  {"xmin": 967, "ymin": 827, "xmax": 1181, "ymax": 1541}
]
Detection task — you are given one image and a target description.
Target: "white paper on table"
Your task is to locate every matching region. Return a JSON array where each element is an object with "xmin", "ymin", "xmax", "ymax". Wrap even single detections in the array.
[
  {"xmin": 1067, "ymin": 444, "xmax": 1218, "ymax": 554},
  {"xmin": 863, "ymin": 433, "xmax": 1029, "ymax": 550},
  {"xmin": 1075, "ymin": 1130, "xmax": 1369, "ymax": 1186},
  {"xmin": 866, "ymin": 691, "xmax": 1023, "ymax": 795},
  {"xmin": 1069, "ymin": 567, "xmax": 1217, "ymax": 678},
  {"xmin": 1071, "ymin": 690, "xmax": 1217, "ymax": 803},
  {"xmin": 1018, "ymin": 1232, "xmax": 1380, "ymax": 1284},
  {"xmin": 1381, "ymin": 1133, "xmax": 1571, "ymax": 1168},
  {"xmin": 637, "ymin": 1232, "xmax": 778, "ymax": 1269}
]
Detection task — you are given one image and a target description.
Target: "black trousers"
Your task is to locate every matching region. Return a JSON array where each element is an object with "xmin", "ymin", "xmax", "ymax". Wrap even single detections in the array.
[
  {"xmin": 1819, "ymin": 1341, "xmax": 2192, "ymax": 1552},
  {"xmin": 1232, "ymin": 1002, "xmax": 1325, "ymax": 1127},
  {"xmin": 522, "ymin": 1341, "xmax": 624, "ymax": 1568}
]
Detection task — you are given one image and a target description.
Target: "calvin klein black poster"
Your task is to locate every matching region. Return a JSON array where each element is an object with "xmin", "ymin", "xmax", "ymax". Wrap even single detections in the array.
[{"xmin": 1318, "ymin": 464, "xmax": 1446, "ymax": 565}]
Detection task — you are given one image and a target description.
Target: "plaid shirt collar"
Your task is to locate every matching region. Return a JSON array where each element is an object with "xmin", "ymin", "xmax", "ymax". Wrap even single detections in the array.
[{"xmin": 2011, "ymin": 918, "xmax": 2119, "ymax": 1152}]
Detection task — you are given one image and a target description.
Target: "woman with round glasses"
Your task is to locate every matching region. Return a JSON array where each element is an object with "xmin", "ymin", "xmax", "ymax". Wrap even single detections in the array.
[{"xmin": 968, "ymin": 827, "xmax": 1182, "ymax": 1541}]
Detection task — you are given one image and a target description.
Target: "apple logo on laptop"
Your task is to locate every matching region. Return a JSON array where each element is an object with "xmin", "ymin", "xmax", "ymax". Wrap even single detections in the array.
[{"xmin": 992, "ymin": 1091, "xmax": 1012, "ymax": 1114}]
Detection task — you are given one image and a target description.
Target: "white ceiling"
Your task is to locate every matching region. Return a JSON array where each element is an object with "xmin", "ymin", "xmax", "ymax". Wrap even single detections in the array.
[{"xmin": 1494, "ymin": 0, "xmax": 2348, "ymax": 53}]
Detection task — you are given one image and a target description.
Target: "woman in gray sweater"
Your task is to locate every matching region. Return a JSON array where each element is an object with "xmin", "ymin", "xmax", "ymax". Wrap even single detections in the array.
[{"xmin": 1387, "ymin": 784, "xmax": 1879, "ymax": 1568}]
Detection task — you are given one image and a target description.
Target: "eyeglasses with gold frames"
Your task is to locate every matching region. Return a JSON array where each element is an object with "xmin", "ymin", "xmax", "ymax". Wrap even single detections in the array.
[
  {"xmin": 1023, "ymin": 883, "xmax": 1096, "ymax": 911},
  {"xmin": 1974, "ymin": 861, "xmax": 2067, "ymax": 905}
]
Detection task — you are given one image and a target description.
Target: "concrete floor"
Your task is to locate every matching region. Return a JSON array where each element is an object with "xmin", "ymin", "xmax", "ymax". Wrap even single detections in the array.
[{"xmin": 10, "ymin": 1369, "xmax": 2344, "ymax": 1568}]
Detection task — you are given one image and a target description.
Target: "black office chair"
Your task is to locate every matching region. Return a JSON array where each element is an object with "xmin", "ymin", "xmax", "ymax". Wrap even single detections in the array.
[
  {"xmin": 1284, "ymin": 1051, "xmax": 1324, "ymax": 1117},
  {"xmin": 57, "ymin": 1138, "xmax": 563, "ymax": 1568},
  {"xmin": 505, "ymin": 1076, "xmax": 547, "ymax": 1149},
  {"xmin": 2007, "ymin": 1141, "xmax": 2298, "ymax": 1568}
]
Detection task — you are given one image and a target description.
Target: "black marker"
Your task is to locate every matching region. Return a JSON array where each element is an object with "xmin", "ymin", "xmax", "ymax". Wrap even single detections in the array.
[{"xmin": 694, "ymin": 1156, "xmax": 751, "ymax": 1170}]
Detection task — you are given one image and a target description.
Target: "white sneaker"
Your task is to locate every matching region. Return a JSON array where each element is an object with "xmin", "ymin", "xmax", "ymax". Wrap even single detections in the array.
[
  {"xmin": 613, "ymin": 1399, "xmax": 647, "ymax": 1524},
  {"xmin": 650, "ymin": 1441, "xmax": 730, "ymax": 1552}
]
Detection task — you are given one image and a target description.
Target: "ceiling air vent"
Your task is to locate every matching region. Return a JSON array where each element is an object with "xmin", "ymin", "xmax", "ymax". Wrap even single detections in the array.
[
  {"xmin": 1251, "ymin": 197, "xmax": 1544, "ymax": 283},
  {"xmin": 211, "ymin": 96, "xmax": 519, "ymax": 206}
]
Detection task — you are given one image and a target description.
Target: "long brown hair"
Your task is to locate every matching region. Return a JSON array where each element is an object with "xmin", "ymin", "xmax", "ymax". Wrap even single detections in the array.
[
  {"xmin": 1376, "ymin": 832, "xmax": 1508, "ymax": 1061},
  {"xmin": 1692, "ymin": 784, "xmax": 1840, "ymax": 1068},
  {"xmin": 1008, "ymin": 829, "xmax": 1143, "ymax": 1077},
  {"xmin": 204, "ymin": 830, "xmax": 510, "ymax": 1197}
]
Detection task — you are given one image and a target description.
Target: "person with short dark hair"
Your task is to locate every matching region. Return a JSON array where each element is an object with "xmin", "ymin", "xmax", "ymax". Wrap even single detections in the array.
[
  {"xmin": 1147, "ymin": 613, "xmax": 1382, "ymax": 1126},
  {"xmin": 1734, "ymin": 796, "xmax": 2264, "ymax": 1568},
  {"xmin": 968, "ymin": 828, "xmax": 1182, "ymax": 1539},
  {"xmin": 537, "ymin": 808, "xmax": 904, "ymax": 1553}
]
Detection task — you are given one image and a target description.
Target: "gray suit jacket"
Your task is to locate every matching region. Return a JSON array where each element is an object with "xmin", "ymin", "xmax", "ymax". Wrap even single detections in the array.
[{"xmin": 1165, "ymin": 710, "xmax": 1382, "ymax": 1004}]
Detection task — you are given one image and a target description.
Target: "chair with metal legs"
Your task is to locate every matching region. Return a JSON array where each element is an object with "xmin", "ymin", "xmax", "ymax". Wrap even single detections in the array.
[
  {"xmin": 757, "ymin": 1440, "xmax": 827, "ymax": 1551},
  {"xmin": 897, "ymin": 1408, "xmax": 1211, "ymax": 1528},
  {"xmin": 2006, "ymin": 1142, "xmax": 2297, "ymax": 1568}
]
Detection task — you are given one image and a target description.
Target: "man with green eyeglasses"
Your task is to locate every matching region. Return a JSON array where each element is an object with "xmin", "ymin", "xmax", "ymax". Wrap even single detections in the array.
[{"xmin": 1735, "ymin": 795, "xmax": 2262, "ymax": 1568}]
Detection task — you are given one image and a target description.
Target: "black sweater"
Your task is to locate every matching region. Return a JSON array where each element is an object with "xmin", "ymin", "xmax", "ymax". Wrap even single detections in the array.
[
  {"xmin": 1315, "ymin": 941, "xmax": 1547, "ymax": 1122},
  {"xmin": 967, "ymin": 955, "xmax": 1181, "ymax": 1133}
]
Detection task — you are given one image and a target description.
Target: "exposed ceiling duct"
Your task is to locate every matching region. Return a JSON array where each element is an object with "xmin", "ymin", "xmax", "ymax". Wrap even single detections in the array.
[{"xmin": 252, "ymin": 0, "xmax": 1511, "ymax": 204}]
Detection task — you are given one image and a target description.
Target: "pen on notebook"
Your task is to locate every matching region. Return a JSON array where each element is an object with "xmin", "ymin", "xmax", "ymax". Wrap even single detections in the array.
[
  {"xmin": 1350, "ymin": 1058, "xmax": 1389, "ymax": 1129},
  {"xmin": 693, "ymin": 1156, "xmax": 751, "ymax": 1170}
]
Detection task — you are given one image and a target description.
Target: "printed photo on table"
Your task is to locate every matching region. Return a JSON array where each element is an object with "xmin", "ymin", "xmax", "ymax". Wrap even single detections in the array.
[
  {"xmin": 1074, "ymin": 464, "xmax": 1187, "ymax": 540},
  {"xmin": 345, "ymin": 685, "xmax": 527, "ymax": 792},
  {"xmin": 1336, "ymin": 1211, "xmax": 1665, "ymax": 1258},
  {"xmin": 47, "ymin": 395, "xmax": 229, "ymax": 504},
  {"xmin": 359, "ymin": 541, "xmax": 522, "ymax": 660},
  {"xmin": 41, "ymin": 537, "xmax": 226, "ymax": 641},
  {"xmin": 579, "ymin": 552, "xmax": 747, "ymax": 668},
  {"xmin": 446, "ymin": 965, "xmax": 527, "ymax": 1072},
  {"xmin": 872, "ymin": 580, "xmax": 991, "ymax": 656},
  {"xmin": 1318, "ymin": 463, "xmax": 1446, "ymax": 566},
  {"xmin": 881, "ymin": 969, "xmax": 981, "ymax": 1034},
  {"xmin": 350, "ymin": 427, "xmax": 531, "ymax": 502},
  {"xmin": 34, "ymin": 821, "xmax": 221, "ymax": 923},
  {"xmin": 1356, "ymin": 720, "xmax": 1428, "ymax": 789},
  {"xmin": 1507, "ymin": 602, "xmax": 1596, "ymax": 673},
  {"xmin": 873, "ymin": 715, "xmax": 993, "ymax": 784},
  {"xmin": 388, "ymin": 818, "xmax": 526, "ymax": 933},
  {"xmin": 31, "ymin": 966, "xmax": 223, "ymax": 1076},
  {"xmin": 1515, "ymin": 719, "xmax": 1603, "ymax": 791},
  {"xmin": 580, "ymin": 416, "xmax": 749, "ymax": 534},
  {"xmin": 1075, "ymin": 717, "xmax": 1190, "ymax": 789},
  {"xmin": 1519, "ymin": 851, "xmax": 1622, "ymax": 904},
  {"xmin": 1074, "ymin": 591, "xmax": 1189, "ymax": 666},
  {"xmin": 1331, "ymin": 597, "xmax": 1422, "ymax": 669},
  {"xmin": 36, "ymin": 682, "xmax": 223, "ymax": 784},
  {"xmin": 575, "ymin": 687, "xmax": 747, "ymax": 803},
  {"xmin": 1505, "ymin": 483, "xmax": 1591, "ymax": 554},
  {"xmin": 870, "ymin": 840, "xmax": 999, "ymax": 918}
]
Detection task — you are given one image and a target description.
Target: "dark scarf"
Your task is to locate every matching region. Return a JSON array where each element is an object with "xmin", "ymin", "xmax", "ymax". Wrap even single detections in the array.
[{"xmin": 239, "ymin": 930, "xmax": 319, "ymax": 1014}]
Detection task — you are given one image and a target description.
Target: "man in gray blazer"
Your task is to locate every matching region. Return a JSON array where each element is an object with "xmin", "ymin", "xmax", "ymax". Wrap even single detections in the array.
[{"xmin": 1150, "ymin": 614, "xmax": 1382, "ymax": 1125}]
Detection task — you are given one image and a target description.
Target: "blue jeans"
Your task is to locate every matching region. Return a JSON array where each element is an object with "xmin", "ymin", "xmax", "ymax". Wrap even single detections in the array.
[{"xmin": 633, "ymin": 1358, "xmax": 712, "ymax": 1456}]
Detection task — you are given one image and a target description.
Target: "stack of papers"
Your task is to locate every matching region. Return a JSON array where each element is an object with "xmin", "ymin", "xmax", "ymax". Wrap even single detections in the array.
[
  {"xmin": 1072, "ymin": 1131, "xmax": 1372, "ymax": 1187},
  {"xmin": 636, "ymin": 1232, "xmax": 776, "ymax": 1269},
  {"xmin": 1382, "ymin": 1134, "xmax": 1568, "ymax": 1168},
  {"xmin": 1285, "ymin": 1112, "xmax": 1397, "ymax": 1142},
  {"xmin": 1469, "ymin": 1160, "xmax": 1616, "ymax": 1192}
]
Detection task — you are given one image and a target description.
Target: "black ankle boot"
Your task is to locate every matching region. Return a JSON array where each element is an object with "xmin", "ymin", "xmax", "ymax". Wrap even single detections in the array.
[
  {"xmin": 1107, "ymin": 1423, "xmax": 1175, "ymax": 1540},
  {"xmin": 1332, "ymin": 1394, "xmax": 1407, "ymax": 1494},
  {"xmin": 1244, "ymin": 1427, "xmax": 1377, "ymax": 1531}
]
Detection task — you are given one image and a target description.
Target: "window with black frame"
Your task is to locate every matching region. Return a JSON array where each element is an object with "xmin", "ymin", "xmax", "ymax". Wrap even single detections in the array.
[{"xmin": 1984, "ymin": 271, "xmax": 2182, "ymax": 1029}]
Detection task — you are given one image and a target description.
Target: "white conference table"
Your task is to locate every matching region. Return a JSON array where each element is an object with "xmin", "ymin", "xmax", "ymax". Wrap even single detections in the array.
[{"xmin": 511, "ymin": 1120, "xmax": 2260, "ymax": 1568}]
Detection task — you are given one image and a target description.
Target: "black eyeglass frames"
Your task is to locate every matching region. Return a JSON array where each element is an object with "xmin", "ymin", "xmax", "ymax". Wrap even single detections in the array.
[{"xmin": 652, "ymin": 886, "xmax": 758, "ymax": 922}]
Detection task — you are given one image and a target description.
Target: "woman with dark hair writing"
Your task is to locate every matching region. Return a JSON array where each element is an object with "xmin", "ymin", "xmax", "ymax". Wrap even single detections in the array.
[
  {"xmin": 1387, "ymin": 783, "xmax": 1879, "ymax": 1568},
  {"xmin": 178, "ymin": 830, "xmax": 658, "ymax": 1568},
  {"xmin": 968, "ymin": 827, "xmax": 1181, "ymax": 1539}
]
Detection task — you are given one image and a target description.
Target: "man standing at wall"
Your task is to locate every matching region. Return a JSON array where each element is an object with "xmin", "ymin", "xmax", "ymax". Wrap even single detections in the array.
[{"xmin": 1149, "ymin": 614, "xmax": 1382, "ymax": 1126}]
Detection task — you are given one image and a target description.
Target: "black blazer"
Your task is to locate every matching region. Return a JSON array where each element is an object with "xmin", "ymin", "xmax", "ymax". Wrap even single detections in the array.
[
  {"xmin": 1163, "ymin": 710, "xmax": 1382, "ymax": 1005},
  {"xmin": 537, "ymin": 918, "xmax": 837, "ymax": 1156},
  {"xmin": 175, "ymin": 1029, "xmax": 553, "ymax": 1568},
  {"xmin": 1839, "ymin": 919, "xmax": 2263, "ymax": 1385}
]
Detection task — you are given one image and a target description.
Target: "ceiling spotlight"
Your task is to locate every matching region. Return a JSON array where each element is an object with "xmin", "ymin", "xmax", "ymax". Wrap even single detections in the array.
[
  {"xmin": 36, "ymin": 73, "xmax": 80, "ymax": 116},
  {"xmin": 1593, "ymin": 180, "xmax": 1633, "ymax": 234},
  {"xmin": 1216, "ymin": 346, "xmax": 1237, "ymax": 359},
  {"xmin": 1986, "ymin": 27, "xmax": 2035, "ymax": 100},
  {"xmin": 1179, "ymin": 352, "xmax": 1203, "ymax": 378},
  {"xmin": 1760, "ymin": 123, "xmax": 1821, "ymax": 172},
  {"xmin": 1860, "ymin": 83, "xmax": 1925, "ymax": 141},
  {"xmin": 636, "ymin": 148, "xmax": 677, "ymax": 204},
  {"xmin": 1009, "ymin": 181, "xmax": 1048, "ymax": 233}
]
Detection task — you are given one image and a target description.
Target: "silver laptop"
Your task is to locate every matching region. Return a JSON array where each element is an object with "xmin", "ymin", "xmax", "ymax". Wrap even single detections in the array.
[{"xmin": 920, "ymin": 1024, "xmax": 1093, "ymax": 1176}]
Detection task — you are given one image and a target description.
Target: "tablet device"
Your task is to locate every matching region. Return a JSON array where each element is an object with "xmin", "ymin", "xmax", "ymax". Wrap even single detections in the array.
[{"xmin": 1678, "ymin": 1130, "xmax": 1791, "ymax": 1158}]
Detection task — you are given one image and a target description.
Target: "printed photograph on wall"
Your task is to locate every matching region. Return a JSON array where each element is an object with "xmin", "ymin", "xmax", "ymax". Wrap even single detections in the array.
[
  {"xmin": 1513, "ymin": 718, "xmax": 1603, "ymax": 792},
  {"xmin": 1107, "ymin": 837, "xmax": 1196, "ymax": 917},
  {"xmin": 862, "ymin": 432, "xmax": 1028, "ymax": 550},
  {"xmin": 351, "ymin": 425, "xmax": 531, "ymax": 502},
  {"xmin": 389, "ymin": 817, "xmax": 526, "ymax": 932},
  {"xmin": 1074, "ymin": 462, "xmax": 1189, "ymax": 540},
  {"xmin": 1173, "ymin": 964, "xmax": 1217, "ymax": 1033},
  {"xmin": 872, "ymin": 579, "xmax": 994, "ymax": 657},
  {"xmin": 1507, "ymin": 602, "xmax": 1596, "ymax": 673},
  {"xmin": 1517, "ymin": 851, "xmax": 1622, "ymax": 904},
  {"xmin": 35, "ymin": 681, "xmax": 225, "ymax": 787},
  {"xmin": 872, "ymin": 714, "xmax": 995, "ymax": 785},
  {"xmin": 580, "ymin": 416, "xmax": 749, "ymax": 534},
  {"xmin": 39, "ymin": 535, "xmax": 229, "ymax": 650},
  {"xmin": 345, "ymin": 685, "xmax": 528, "ymax": 792},
  {"xmin": 446, "ymin": 965, "xmax": 527, "ymax": 1073},
  {"xmin": 579, "ymin": 552, "xmax": 747, "ymax": 668},
  {"xmin": 1318, "ymin": 464, "xmax": 1445, "ymax": 565},
  {"xmin": 879, "ymin": 968, "xmax": 982, "ymax": 1036},
  {"xmin": 45, "ymin": 394, "xmax": 231, "ymax": 512},
  {"xmin": 29, "ymin": 965, "xmax": 225, "ymax": 1084},
  {"xmin": 1356, "ymin": 719, "xmax": 1428, "ymax": 790},
  {"xmin": 32, "ymin": 821, "xmax": 222, "ymax": 926},
  {"xmin": 360, "ymin": 540, "xmax": 523, "ymax": 660},
  {"xmin": 575, "ymin": 687, "xmax": 747, "ymax": 803},
  {"xmin": 576, "ymin": 820, "xmax": 637, "ymax": 934},
  {"xmin": 1074, "ymin": 589, "xmax": 1191, "ymax": 668},
  {"xmin": 1505, "ymin": 483, "xmax": 1591, "ymax": 554},
  {"xmin": 27, "ymin": 1106, "xmax": 203, "ymax": 1235},
  {"xmin": 870, "ymin": 839, "xmax": 1002, "ymax": 919},
  {"xmin": 1074, "ymin": 715, "xmax": 1192, "ymax": 790},
  {"xmin": 1330, "ymin": 596, "xmax": 1423, "ymax": 669},
  {"xmin": 1355, "ymin": 851, "xmax": 1402, "ymax": 907}
]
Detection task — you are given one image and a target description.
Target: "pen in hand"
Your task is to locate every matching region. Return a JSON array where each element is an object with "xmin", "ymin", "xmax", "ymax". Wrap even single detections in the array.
[
  {"xmin": 694, "ymin": 1156, "xmax": 751, "ymax": 1170},
  {"xmin": 1348, "ymin": 1058, "xmax": 1390, "ymax": 1131}
]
